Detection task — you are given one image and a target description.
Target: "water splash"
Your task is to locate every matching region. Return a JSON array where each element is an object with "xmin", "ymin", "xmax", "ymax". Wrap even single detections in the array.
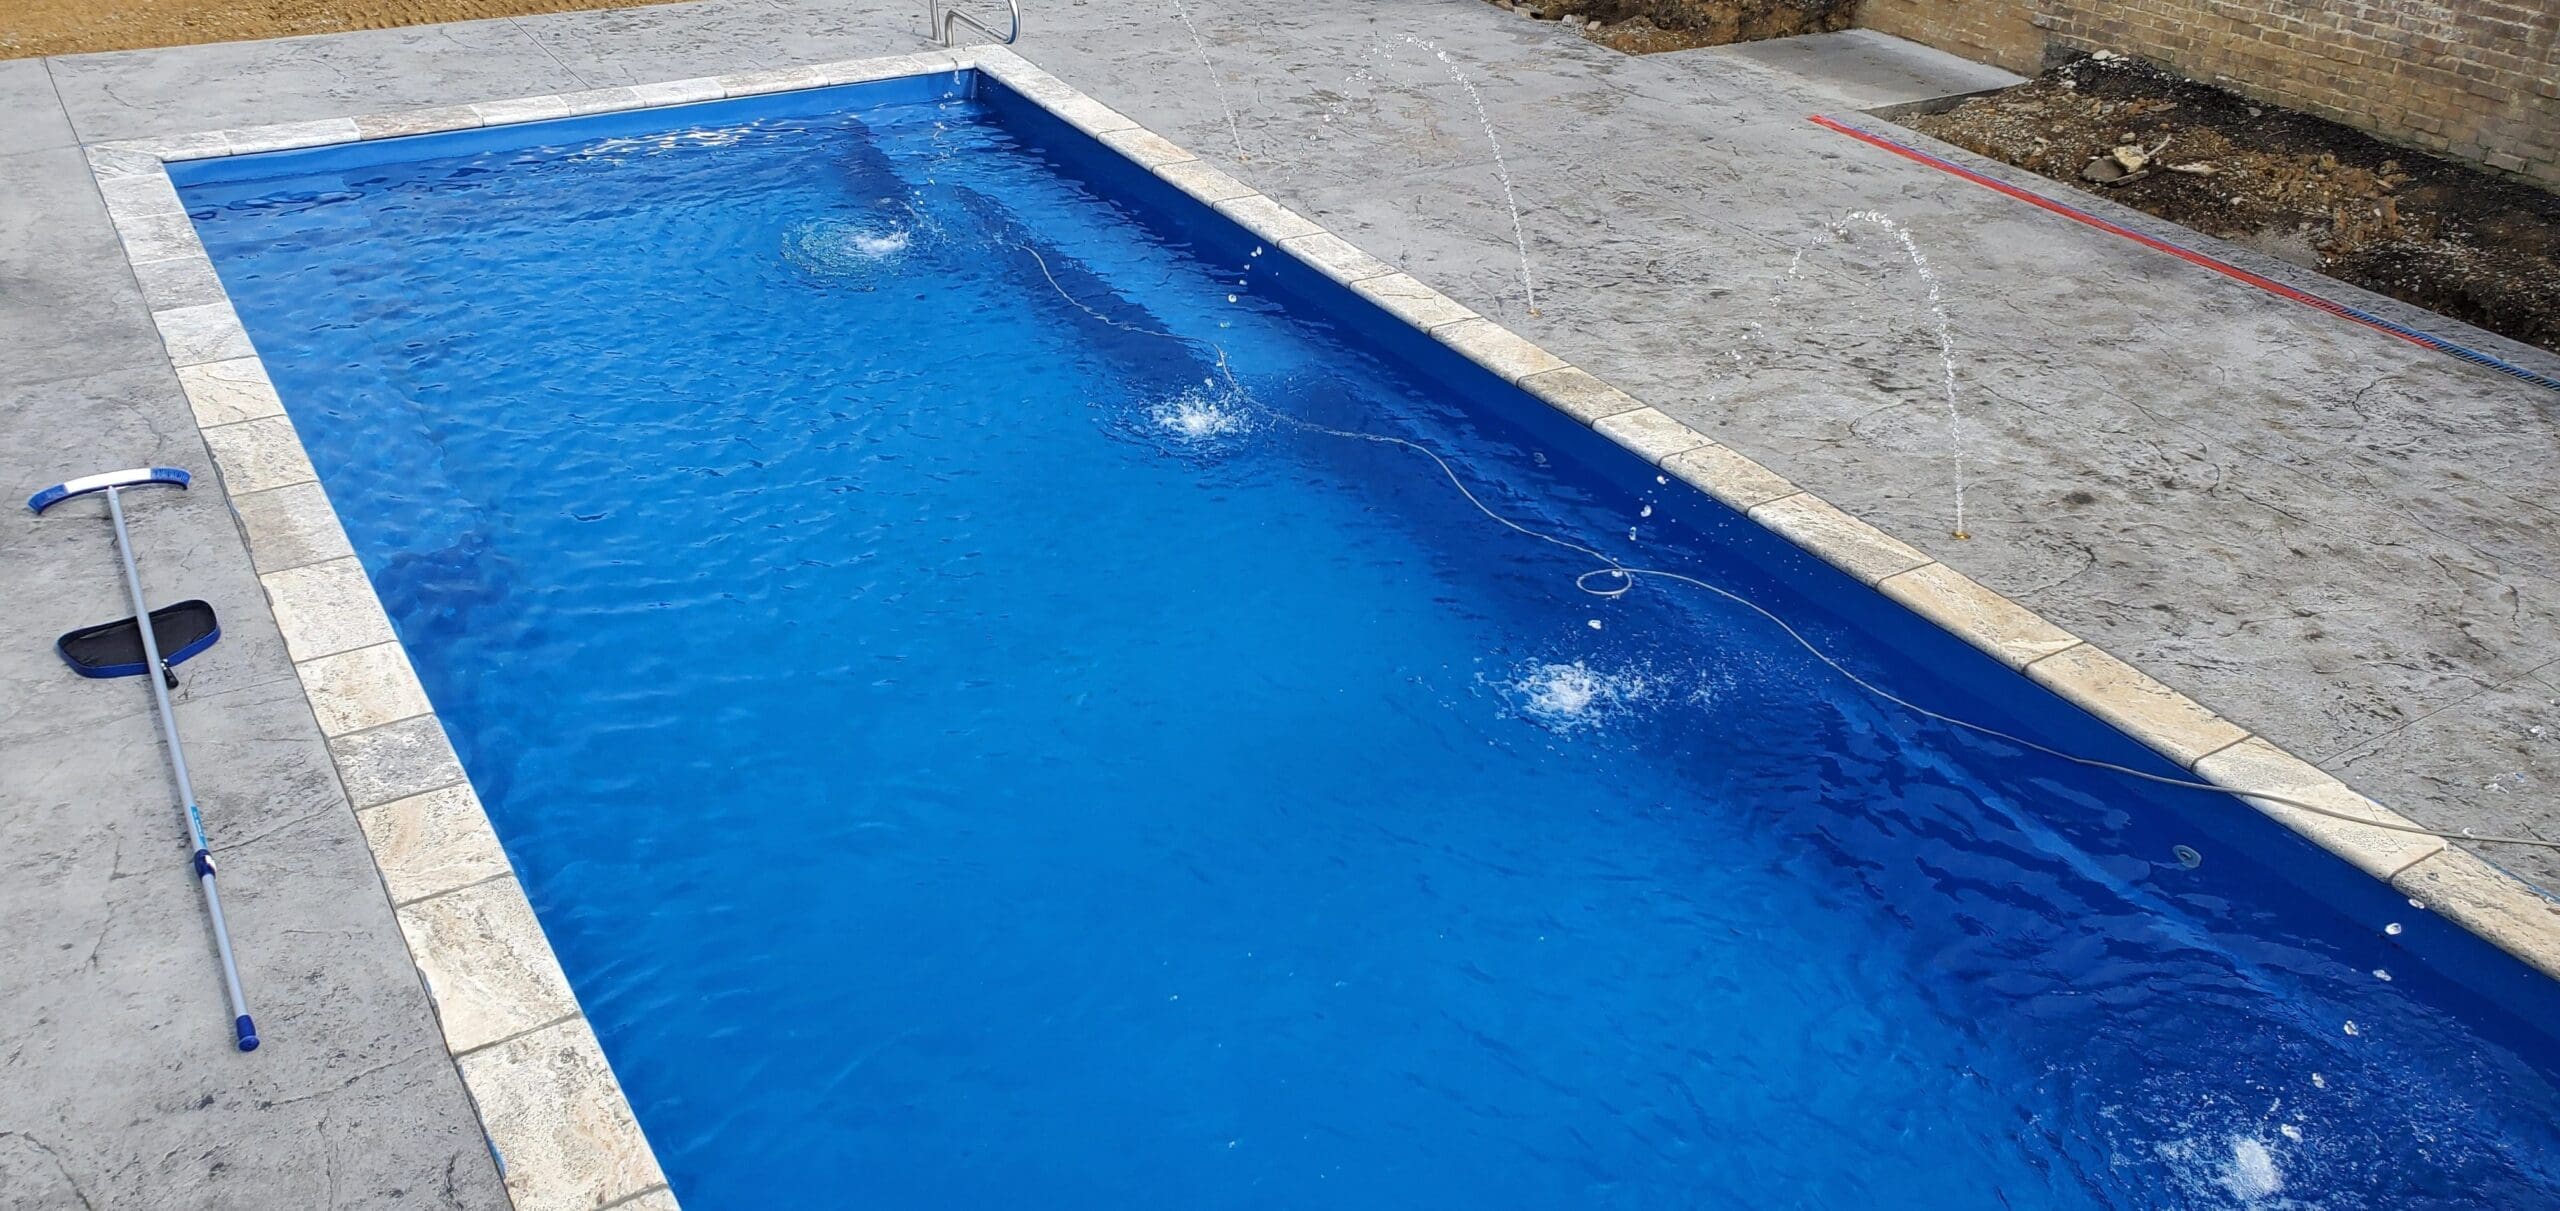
[
  {"xmin": 1498, "ymin": 660, "xmax": 1650, "ymax": 733},
  {"xmin": 2220, "ymin": 1137, "xmax": 2286, "ymax": 1201},
  {"xmin": 1150, "ymin": 385, "xmax": 1252, "ymax": 444},
  {"xmin": 2159, "ymin": 1134, "xmax": 2291, "ymax": 1206},
  {"xmin": 1788, "ymin": 210, "xmax": 1970, "ymax": 538},
  {"xmin": 1173, "ymin": 0, "xmax": 1248, "ymax": 163},
  {"xmin": 782, "ymin": 217, "xmax": 915, "ymax": 278}
]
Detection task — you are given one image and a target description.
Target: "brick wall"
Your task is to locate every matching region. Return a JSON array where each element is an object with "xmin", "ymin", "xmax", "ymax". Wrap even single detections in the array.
[
  {"xmin": 1858, "ymin": 0, "xmax": 2045, "ymax": 74},
  {"xmin": 1853, "ymin": 0, "xmax": 2560, "ymax": 189}
]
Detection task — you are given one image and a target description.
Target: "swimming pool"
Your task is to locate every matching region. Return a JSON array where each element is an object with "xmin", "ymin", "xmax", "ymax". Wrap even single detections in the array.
[{"xmin": 171, "ymin": 68, "xmax": 2560, "ymax": 1208}]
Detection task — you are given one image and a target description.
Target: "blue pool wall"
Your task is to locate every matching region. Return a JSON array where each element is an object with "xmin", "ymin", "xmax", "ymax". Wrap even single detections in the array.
[{"xmin": 167, "ymin": 67, "xmax": 2560, "ymax": 1057}]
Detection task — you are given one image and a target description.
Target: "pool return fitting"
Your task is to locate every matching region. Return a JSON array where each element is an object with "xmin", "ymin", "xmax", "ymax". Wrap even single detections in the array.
[{"xmin": 29, "ymin": 467, "xmax": 260, "ymax": 1053}]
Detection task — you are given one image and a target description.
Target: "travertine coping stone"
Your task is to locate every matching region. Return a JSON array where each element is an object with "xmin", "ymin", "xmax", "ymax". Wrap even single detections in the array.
[
  {"xmin": 1665, "ymin": 443, "xmax": 1797, "ymax": 511},
  {"xmin": 87, "ymin": 142, "xmax": 165, "ymax": 178},
  {"xmin": 2024, "ymin": 644, "xmax": 2249, "ymax": 769},
  {"xmin": 137, "ymin": 130, "xmax": 231, "ymax": 162},
  {"xmin": 1521, "ymin": 367, "xmax": 1643, "ymax": 425},
  {"xmin": 112, "ymin": 210, "xmax": 204, "ymax": 264},
  {"xmin": 473, "ymin": 95, "xmax": 576, "ymax": 126},
  {"xmin": 1878, "ymin": 562, "xmax": 2081, "ymax": 670},
  {"xmin": 970, "ymin": 50, "xmax": 1065, "ymax": 96},
  {"xmin": 297, "ymin": 641, "xmax": 432, "ymax": 736},
  {"xmin": 359, "ymin": 784, "xmax": 516, "ymax": 907},
  {"xmin": 563, "ymin": 87, "xmax": 646, "ymax": 116},
  {"xmin": 132, "ymin": 254, "xmax": 227, "ymax": 310},
  {"xmin": 1279, "ymin": 232, "xmax": 1397, "ymax": 285},
  {"xmin": 1096, "ymin": 126, "xmax": 1194, "ymax": 169},
  {"xmin": 457, "ymin": 1016, "xmax": 665, "ymax": 1211},
  {"xmin": 820, "ymin": 51, "xmax": 964, "ymax": 86},
  {"xmin": 716, "ymin": 67, "xmax": 826, "ymax": 98},
  {"xmin": 1156, "ymin": 159, "xmax": 1257, "ymax": 203},
  {"xmin": 99, "ymin": 173, "xmax": 184, "ymax": 218},
  {"xmin": 399, "ymin": 877, "xmax": 579, "ymax": 1054},
  {"xmin": 1352, "ymin": 273, "xmax": 1477, "ymax": 330},
  {"xmin": 1750, "ymin": 493, "xmax": 1932, "ymax": 586},
  {"xmin": 328, "ymin": 715, "xmax": 467, "ymax": 810},
  {"xmin": 232, "ymin": 481, "xmax": 356, "ymax": 573},
  {"xmin": 1212, "ymin": 193, "xmax": 1326, "ymax": 243},
  {"xmin": 356, "ymin": 105, "xmax": 485, "ymax": 140},
  {"xmin": 201, "ymin": 415, "xmax": 318, "ymax": 494},
  {"xmin": 2194, "ymin": 736, "xmax": 2446, "ymax": 879},
  {"xmin": 969, "ymin": 44, "xmax": 1032, "ymax": 72},
  {"xmin": 221, "ymin": 118, "xmax": 361, "ymax": 155},
  {"xmin": 978, "ymin": 56, "xmax": 1139, "ymax": 135},
  {"xmin": 562, "ymin": 89, "xmax": 645, "ymax": 118},
  {"xmin": 177, "ymin": 357, "xmax": 284, "ymax": 427},
  {"xmin": 1040, "ymin": 91, "xmax": 1138, "ymax": 136},
  {"xmin": 1434, "ymin": 317, "xmax": 1569, "ymax": 384},
  {"xmin": 1594, "ymin": 406, "xmax": 1711, "ymax": 465},
  {"xmin": 263, "ymin": 556, "xmax": 396, "ymax": 662},
  {"xmin": 153, "ymin": 300, "xmax": 254, "ymax": 365},
  {"xmin": 628, "ymin": 78, "xmax": 725, "ymax": 109},
  {"xmin": 2393, "ymin": 849, "xmax": 2560, "ymax": 982}
]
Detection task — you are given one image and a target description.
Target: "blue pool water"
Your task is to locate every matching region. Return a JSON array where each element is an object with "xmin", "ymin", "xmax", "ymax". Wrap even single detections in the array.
[{"xmin": 178, "ymin": 74, "xmax": 2560, "ymax": 1208}]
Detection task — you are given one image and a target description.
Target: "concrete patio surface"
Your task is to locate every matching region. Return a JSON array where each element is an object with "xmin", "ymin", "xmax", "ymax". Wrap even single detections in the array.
[{"xmin": 4, "ymin": 1, "xmax": 2558, "ymax": 1205}]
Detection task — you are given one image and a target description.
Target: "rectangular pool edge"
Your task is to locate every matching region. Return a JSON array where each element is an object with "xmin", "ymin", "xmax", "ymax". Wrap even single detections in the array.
[{"xmin": 95, "ymin": 41, "xmax": 2560, "ymax": 1211}]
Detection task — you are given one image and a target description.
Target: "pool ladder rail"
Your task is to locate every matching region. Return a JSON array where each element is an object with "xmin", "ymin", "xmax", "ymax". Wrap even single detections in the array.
[{"xmin": 927, "ymin": 0, "xmax": 1021, "ymax": 46}]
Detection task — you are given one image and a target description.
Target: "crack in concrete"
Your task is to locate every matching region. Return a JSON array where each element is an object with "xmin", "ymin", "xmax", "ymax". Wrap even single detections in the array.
[
  {"xmin": 257, "ymin": 1047, "xmax": 431, "ymax": 1110},
  {"xmin": 0, "ymin": 1131, "xmax": 100, "ymax": 1211},
  {"xmin": 505, "ymin": 16, "xmax": 594, "ymax": 92}
]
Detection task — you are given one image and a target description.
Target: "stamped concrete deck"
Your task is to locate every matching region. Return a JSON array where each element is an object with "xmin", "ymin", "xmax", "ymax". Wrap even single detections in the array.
[{"xmin": 5, "ymin": 1, "xmax": 2559, "ymax": 1206}]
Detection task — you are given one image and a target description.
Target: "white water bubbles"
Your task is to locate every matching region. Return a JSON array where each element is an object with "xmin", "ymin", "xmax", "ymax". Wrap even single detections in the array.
[
  {"xmin": 1493, "ymin": 659, "xmax": 1656, "ymax": 735},
  {"xmin": 1114, "ymin": 378, "xmax": 1264, "ymax": 461},
  {"xmin": 2158, "ymin": 1133, "xmax": 2297, "ymax": 1208},
  {"xmin": 783, "ymin": 214, "xmax": 920, "ymax": 281},
  {"xmin": 1152, "ymin": 384, "xmax": 1254, "ymax": 444}
]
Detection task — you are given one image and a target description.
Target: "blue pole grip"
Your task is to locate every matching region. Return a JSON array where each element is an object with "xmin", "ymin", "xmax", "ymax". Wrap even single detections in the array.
[{"xmin": 235, "ymin": 1014, "xmax": 260, "ymax": 1052}]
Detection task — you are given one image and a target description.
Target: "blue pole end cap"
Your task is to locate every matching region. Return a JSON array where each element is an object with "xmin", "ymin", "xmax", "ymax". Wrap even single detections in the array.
[{"xmin": 236, "ymin": 1015, "xmax": 260, "ymax": 1052}]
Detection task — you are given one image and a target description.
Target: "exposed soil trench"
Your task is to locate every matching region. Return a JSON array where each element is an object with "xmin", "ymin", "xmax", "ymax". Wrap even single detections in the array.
[
  {"xmin": 1908, "ymin": 54, "xmax": 2560, "ymax": 355},
  {"xmin": 0, "ymin": 0, "xmax": 691, "ymax": 57},
  {"xmin": 1483, "ymin": 0, "xmax": 1853, "ymax": 55}
]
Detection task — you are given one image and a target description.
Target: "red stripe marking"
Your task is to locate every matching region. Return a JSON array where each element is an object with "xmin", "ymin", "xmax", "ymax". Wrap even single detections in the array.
[{"xmin": 1805, "ymin": 114, "xmax": 2434, "ymax": 350}]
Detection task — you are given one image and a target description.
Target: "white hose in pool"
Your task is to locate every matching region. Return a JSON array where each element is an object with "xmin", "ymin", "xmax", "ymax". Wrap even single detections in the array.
[{"xmin": 1006, "ymin": 237, "xmax": 2560, "ymax": 855}]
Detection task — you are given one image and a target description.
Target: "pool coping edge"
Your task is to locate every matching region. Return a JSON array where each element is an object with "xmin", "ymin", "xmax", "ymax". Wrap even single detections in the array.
[{"xmin": 87, "ymin": 41, "xmax": 2560, "ymax": 1209}]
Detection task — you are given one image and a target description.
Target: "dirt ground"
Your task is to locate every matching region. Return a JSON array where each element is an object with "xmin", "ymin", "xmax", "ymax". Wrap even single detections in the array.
[
  {"xmin": 1483, "ymin": 0, "xmax": 1852, "ymax": 55},
  {"xmin": 0, "ymin": 0, "xmax": 689, "ymax": 58},
  {"xmin": 1909, "ymin": 53, "xmax": 2560, "ymax": 354}
]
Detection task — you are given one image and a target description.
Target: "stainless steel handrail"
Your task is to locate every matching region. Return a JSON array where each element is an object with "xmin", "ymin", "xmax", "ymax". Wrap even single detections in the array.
[{"xmin": 926, "ymin": 0, "xmax": 1021, "ymax": 46}]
